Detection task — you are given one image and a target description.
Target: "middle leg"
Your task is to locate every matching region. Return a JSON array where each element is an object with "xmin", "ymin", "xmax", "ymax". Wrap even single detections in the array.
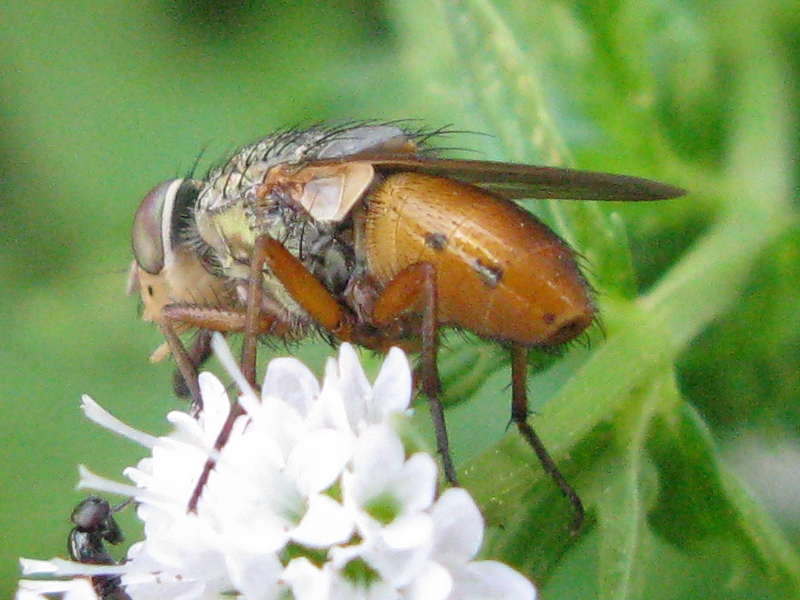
[{"xmin": 372, "ymin": 262, "xmax": 458, "ymax": 486}]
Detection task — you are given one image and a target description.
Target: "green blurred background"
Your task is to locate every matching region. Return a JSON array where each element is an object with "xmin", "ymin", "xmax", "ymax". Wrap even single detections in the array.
[{"xmin": 1, "ymin": 0, "xmax": 798, "ymax": 598}]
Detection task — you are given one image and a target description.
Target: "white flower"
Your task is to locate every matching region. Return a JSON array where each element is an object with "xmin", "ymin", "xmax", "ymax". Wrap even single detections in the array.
[
  {"xmin": 18, "ymin": 336, "xmax": 536, "ymax": 600},
  {"xmin": 16, "ymin": 577, "xmax": 98, "ymax": 600},
  {"xmin": 429, "ymin": 489, "xmax": 536, "ymax": 600}
]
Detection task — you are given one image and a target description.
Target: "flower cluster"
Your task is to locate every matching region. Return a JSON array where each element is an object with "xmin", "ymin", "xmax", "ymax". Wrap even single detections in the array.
[{"xmin": 18, "ymin": 337, "xmax": 535, "ymax": 599}]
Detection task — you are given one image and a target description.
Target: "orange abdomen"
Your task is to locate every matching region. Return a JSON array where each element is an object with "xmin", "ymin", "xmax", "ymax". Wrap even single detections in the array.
[{"xmin": 363, "ymin": 172, "xmax": 595, "ymax": 346}]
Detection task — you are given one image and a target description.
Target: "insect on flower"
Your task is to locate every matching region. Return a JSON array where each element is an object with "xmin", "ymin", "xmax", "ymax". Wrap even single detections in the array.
[
  {"xmin": 128, "ymin": 123, "xmax": 685, "ymax": 530},
  {"xmin": 68, "ymin": 496, "xmax": 131, "ymax": 600}
]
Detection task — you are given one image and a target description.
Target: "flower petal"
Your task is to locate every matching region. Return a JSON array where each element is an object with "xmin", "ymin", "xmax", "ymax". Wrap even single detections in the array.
[
  {"xmin": 262, "ymin": 357, "xmax": 320, "ymax": 416},
  {"xmin": 226, "ymin": 549, "xmax": 284, "ymax": 600},
  {"xmin": 292, "ymin": 494, "xmax": 354, "ymax": 547},
  {"xmin": 335, "ymin": 344, "xmax": 371, "ymax": 405},
  {"xmin": 371, "ymin": 347, "xmax": 413, "ymax": 416},
  {"xmin": 403, "ymin": 562, "xmax": 453, "ymax": 600},
  {"xmin": 431, "ymin": 488, "xmax": 484, "ymax": 565},
  {"xmin": 283, "ymin": 557, "xmax": 330, "ymax": 600},
  {"xmin": 287, "ymin": 429, "xmax": 352, "ymax": 495},
  {"xmin": 380, "ymin": 512, "xmax": 433, "ymax": 550},
  {"xmin": 450, "ymin": 561, "xmax": 537, "ymax": 600},
  {"xmin": 16, "ymin": 578, "xmax": 98, "ymax": 600}
]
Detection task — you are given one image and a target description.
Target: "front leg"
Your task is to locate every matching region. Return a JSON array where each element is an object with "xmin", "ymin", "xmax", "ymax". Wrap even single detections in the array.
[
  {"xmin": 160, "ymin": 322, "xmax": 204, "ymax": 411},
  {"xmin": 160, "ymin": 299, "xmax": 287, "ymax": 404},
  {"xmin": 155, "ymin": 282, "xmax": 288, "ymax": 512},
  {"xmin": 180, "ymin": 233, "xmax": 355, "ymax": 511},
  {"xmin": 172, "ymin": 329, "xmax": 213, "ymax": 411}
]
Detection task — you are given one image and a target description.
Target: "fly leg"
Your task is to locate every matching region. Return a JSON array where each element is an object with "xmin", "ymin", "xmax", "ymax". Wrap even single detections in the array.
[
  {"xmin": 160, "ymin": 301, "xmax": 282, "ymax": 403},
  {"xmin": 251, "ymin": 235, "xmax": 354, "ymax": 342},
  {"xmin": 182, "ymin": 235, "xmax": 355, "ymax": 511},
  {"xmin": 252, "ymin": 244, "xmax": 457, "ymax": 485},
  {"xmin": 371, "ymin": 262, "xmax": 458, "ymax": 486},
  {"xmin": 173, "ymin": 329, "xmax": 214, "ymax": 409},
  {"xmin": 158, "ymin": 286, "xmax": 285, "ymax": 512},
  {"xmin": 510, "ymin": 346, "xmax": 584, "ymax": 532},
  {"xmin": 160, "ymin": 322, "xmax": 204, "ymax": 411}
]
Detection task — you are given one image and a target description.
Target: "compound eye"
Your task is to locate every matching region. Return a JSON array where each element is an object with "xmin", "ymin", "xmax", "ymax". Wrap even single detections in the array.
[{"xmin": 132, "ymin": 179, "xmax": 182, "ymax": 274}]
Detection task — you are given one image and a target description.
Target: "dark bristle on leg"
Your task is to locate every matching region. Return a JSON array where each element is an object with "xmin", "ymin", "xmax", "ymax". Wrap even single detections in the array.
[{"xmin": 511, "ymin": 346, "xmax": 584, "ymax": 533}]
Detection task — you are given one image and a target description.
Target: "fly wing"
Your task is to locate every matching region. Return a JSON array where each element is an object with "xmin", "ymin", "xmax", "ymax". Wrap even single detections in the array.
[{"xmin": 354, "ymin": 155, "xmax": 686, "ymax": 201}]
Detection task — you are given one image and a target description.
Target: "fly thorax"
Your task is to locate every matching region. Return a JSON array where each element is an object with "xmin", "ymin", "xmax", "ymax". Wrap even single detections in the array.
[{"xmin": 194, "ymin": 201, "xmax": 255, "ymax": 281}]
